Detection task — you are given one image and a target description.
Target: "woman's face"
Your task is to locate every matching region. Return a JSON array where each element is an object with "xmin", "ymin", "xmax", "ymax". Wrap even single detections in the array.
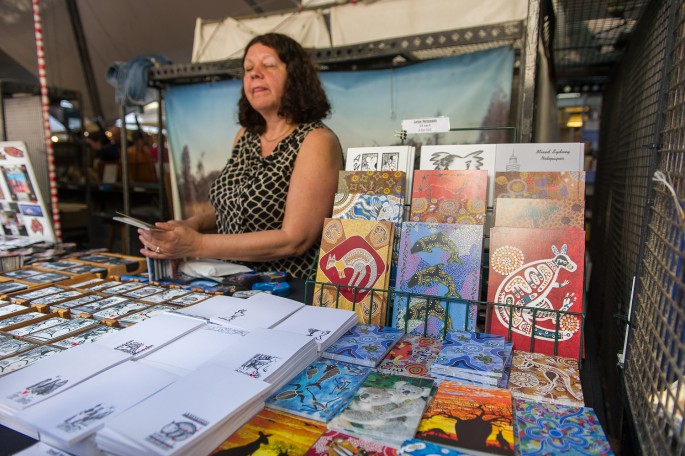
[{"xmin": 243, "ymin": 43, "xmax": 287, "ymax": 116}]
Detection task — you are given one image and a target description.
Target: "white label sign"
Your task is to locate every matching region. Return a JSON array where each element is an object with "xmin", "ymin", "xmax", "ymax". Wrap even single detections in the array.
[{"xmin": 401, "ymin": 116, "xmax": 451, "ymax": 134}]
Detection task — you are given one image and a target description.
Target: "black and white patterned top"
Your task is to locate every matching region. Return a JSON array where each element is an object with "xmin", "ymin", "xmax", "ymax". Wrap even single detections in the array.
[{"xmin": 209, "ymin": 121, "xmax": 328, "ymax": 278}]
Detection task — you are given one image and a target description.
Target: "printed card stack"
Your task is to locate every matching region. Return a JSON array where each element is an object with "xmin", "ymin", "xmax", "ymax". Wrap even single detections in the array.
[
  {"xmin": 212, "ymin": 408, "xmax": 326, "ymax": 456},
  {"xmin": 138, "ymin": 323, "xmax": 250, "ymax": 376},
  {"xmin": 430, "ymin": 330, "xmax": 513, "ymax": 388},
  {"xmin": 93, "ymin": 312, "xmax": 205, "ymax": 359},
  {"xmin": 0, "ymin": 345, "xmax": 64, "ymax": 377},
  {"xmin": 513, "ymin": 400, "xmax": 614, "ymax": 455},
  {"xmin": 337, "ymin": 170, "xmax": 407, "ymax": 198},
  {"xmin": 328, "ymin": 371, "xmax": 435, "ymax": 448},
  {"xmin": 332, "ymin": 192, "xmax": 404, "ymax": 290},
  {"xmin": 419, "ymin": 144, "xmax": 497, "ymax": 206},
  {"xmin": 0, "ymin": 343, "xmax": 131, "ymax": 437},
  {"xmin": 95, "ymin": 365, "xmax": 271, "ymax": 456},
  {"xmin": 205, "ymin": 327, "xmax": 319, "ymax": 393},
  {"xmin": 307, "ymin": 429, "xmax": 399, "ymax": 455},
  {"xmin": 14, "ymin": 361, "xmax": 178, "ymax": 455},
  {"xmin": 333, "ymin": 193, "xmax": 404, "ymax": 222},
  {"xmin": 392, "ymin": 222, "xmax": 482, "ymax": 337},
  {"xmin": 322, "ymin": 324, "xmax": 403, "ymax": 368},
  {"xmin": 265, "ymin": 358, "xmax": 372, "ymax": 422},
  {"xmin": 273, "ymin": 305, "xmax": 358, "ymax": 352},
  {"xmin": 377, "ymin": 334, "xmax": 443, "ymax": 378},
  {"xmin": 313, "ymin": 218, "xmax": 394, "ymax": 325},
  {"xmin": 486, "ymin": 226, "xmax": 585, "ymax": 358},
  {"xmin": 176, "ymin": 293, "xmax": 303, "ymax": 330},
  {"xmin": 410, "ymin": 170, "xmax": 487, "ymax": 225},
  {"xmin": 507, "ymin": 350, "xmax": 584, "ymax": 406},
  {"xmin": 51, "ymin": 325, "xmax": 120, "ymax": 349},
  {"xmin": 345, "ymin": 146, "xmax": 416, "ymax": 201},
  {"xmin": 415, "ymin": 381, "xmax": 515, "ymax": 455}
]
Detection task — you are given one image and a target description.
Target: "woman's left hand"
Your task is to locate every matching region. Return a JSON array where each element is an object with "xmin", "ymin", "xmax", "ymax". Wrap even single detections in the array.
[{"xmin": 138, "ymin": 220, "xmax": 202, "ymax": 259}]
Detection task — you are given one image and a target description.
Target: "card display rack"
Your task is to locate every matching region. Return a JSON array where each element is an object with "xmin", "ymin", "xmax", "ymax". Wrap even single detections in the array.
[{"xmin": 304, "ymin": 278, "xmax": 586, "ymax": 364}]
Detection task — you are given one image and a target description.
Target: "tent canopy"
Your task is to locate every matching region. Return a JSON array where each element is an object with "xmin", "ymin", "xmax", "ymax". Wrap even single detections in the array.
[
  {"xmin": 0, "ymin": 0, "xmax": 297, "ymax": 125},
  {"xmin": 0, "ymin": 0, "xmax": 527, "ymax": 126}
]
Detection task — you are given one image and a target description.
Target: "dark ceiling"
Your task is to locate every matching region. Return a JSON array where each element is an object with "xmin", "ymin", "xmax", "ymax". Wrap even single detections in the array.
[{"xmin": 549, "ymin": 0, "xmax": 650, "ymax": 93}]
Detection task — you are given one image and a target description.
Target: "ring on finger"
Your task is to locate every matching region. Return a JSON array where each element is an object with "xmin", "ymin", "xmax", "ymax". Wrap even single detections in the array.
[{"xmin": 155, "ymin": 245, "xmax": 161, "ymax": 254}]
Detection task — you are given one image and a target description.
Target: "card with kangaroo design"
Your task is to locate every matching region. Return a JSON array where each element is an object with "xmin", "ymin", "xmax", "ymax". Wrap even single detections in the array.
[
  {"xmin": 393, "ymin": 222, "xmax": 483, "ymax": 337},
  {"xmin": 487, "ymin": 226, "xmax": 585, "ymax": 359},
  {"xmin": 211, "ymin": 408, "xmax": 325, "ymax": 455},
  {"xmin": 314, "ymin": 218, "xmax": 394, "ymax": 325}
]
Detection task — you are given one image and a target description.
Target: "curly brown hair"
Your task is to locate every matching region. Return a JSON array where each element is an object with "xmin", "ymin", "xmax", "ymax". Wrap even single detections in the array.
[{"xmin": 238, "ymin": 33, "xmax": 331, "ymax": 135}]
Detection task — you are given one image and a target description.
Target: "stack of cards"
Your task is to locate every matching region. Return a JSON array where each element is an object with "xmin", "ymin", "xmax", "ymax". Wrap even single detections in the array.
[
  {"xmin": 14, "ymin": 361, "xmax": 179, "ymax": 455},
  {"xmin": 265, "ymin": 358, "xmax": 372, "ymax": 422},
  {"xmin": 273, "ymin": 305, "xmax": 358, "ymax": 352},
  {"xmin": 322, "ymin": 324, "xmax": 404, "ymax": 368},
  {"xmin": 96, "ymin": 365, "xmax": 271, "ymax": 456},
  {"xmin": 0, "ymin": 343, "xmax": 131, "ymax": 437},
  {"xmin": 377, "ymin": 334, "xmax": 443, "ymax": 378},
  {"xmin": 139, "ymin": 323, "xmax": 250, "ymax": 376},
  {"xmin": 204, "ymin": 327, "xmax": 319, "ymax": 393},
  {"xmin": 328, "ymin": 372, "xmax": 435, "ymax": 448},
  {"xmin": 93, "ymin": 312, "xmax": 205, "ymax": 359},
  {"xmin": 430, "ymin": 330, "xmax": 513, "ymax": 388},
  {"xmin": 196, "ymin": 294, "xmax": 303, "ymax": 330}
]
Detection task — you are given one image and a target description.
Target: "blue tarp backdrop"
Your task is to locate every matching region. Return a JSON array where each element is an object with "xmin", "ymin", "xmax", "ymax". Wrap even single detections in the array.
[{"xmin": 164, "ymin": 46, "xmax": 514, "ymax": 218}]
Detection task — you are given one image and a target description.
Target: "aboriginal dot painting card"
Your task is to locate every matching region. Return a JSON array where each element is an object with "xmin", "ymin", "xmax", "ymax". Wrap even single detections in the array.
[
  {"xmin": 376, "ymin": 334, "xmax": 443, "ymax": 378},
  {"xmin": 419, "ymin": 144, "xmax": 497, "ymax": 207},
  {"xmin": 493, "ymin": 171, "xmax": 586, "ymax": 201},
  {"xmin": 410, "ymin": 170, "xmax": 487, "ymax": 225},
  {"xmin": 332, "ymin": 192, "xmax": 404, "ymax": 288},
  {"xmin": 314, "ymin": 218, "xmax": 394, "ymax": 325},
  {"xmin": 333, "ymin": 193, "xmax": 404, "ymax": 223},
  {"xmin": 513, "ymin": 400, "xmax": 614, "ymax": 456},
  {"xmin": 345, "ymin": 146, "xmax": 416, "ymax": 202},
  {"xmin": 392, "ymin": 222, "xmax": 483, "ymax": 337},
  {"xmin": 494, "ymin": 198, "xmax": 585, "ymax": 229},
  {"xmin": 486, "ymin": 226, "xmax": 585, "ymax": 359},
  {"xmin": 337, "ymin": 170, "xmax": 406, "ymax": 199},
  {"xmin": 210, "ymin": 408, "xmax": 325, "ymax": 456},
  {"xmin": 265, "ymin": 358, "xmax": 372, "ymax": 422},
  {"xmin": 507, "ymin": 350, "xmax": 584, "ymax": 407}
]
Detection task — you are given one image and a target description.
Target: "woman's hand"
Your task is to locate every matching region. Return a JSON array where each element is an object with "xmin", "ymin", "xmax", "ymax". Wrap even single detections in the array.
[{"xmin": 138, "ymin": 220, "xmax": 203, "ymax": 259}]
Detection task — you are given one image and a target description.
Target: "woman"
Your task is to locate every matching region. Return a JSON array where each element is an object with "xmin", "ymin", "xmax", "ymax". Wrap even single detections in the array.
[{"xmin": 138, "ymin": 33, "xmax": 343, "ymax": 279}]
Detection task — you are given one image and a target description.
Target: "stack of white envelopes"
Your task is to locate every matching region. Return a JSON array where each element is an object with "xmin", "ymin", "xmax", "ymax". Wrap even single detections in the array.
[
  {"xmin": 0, "ymin": 343, "xmax": 131, "ymax": 438},
  {"xmin": 273, "ymin": 305, "xmax": 358, "ymax": 352},
  {"xmin": 173, "ymin": 293, "xmax": 304, "ymax": 331},
  {"xmin": 95, "ymin": 365, "xmax": 270, "ymax": 456},
  {"xmin": 205, "ymin": 327, "xmax": 319, "ymax": 393},
  {"xmin": 14, "ymin": 361, "xmax": 179, "ymax": 456}
]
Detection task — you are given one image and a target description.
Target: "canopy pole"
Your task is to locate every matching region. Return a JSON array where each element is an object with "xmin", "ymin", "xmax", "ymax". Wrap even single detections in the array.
[{"xmin": 32, "ymin": 0, "xmax": 62, "ymax": 243}]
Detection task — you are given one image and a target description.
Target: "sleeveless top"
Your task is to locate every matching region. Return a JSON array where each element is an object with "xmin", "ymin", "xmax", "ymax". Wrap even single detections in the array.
[{"xmin": 208, "ymin": 121, "xmax": 328, "ymax": 279}]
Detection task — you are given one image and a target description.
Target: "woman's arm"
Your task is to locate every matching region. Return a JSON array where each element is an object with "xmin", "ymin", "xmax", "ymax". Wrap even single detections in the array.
[{"xmin": 139, "ymin": 127, "xmax": 342, "ymax": 260}]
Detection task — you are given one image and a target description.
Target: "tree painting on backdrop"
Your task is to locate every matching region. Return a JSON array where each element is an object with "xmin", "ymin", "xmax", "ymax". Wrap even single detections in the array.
[{"xmin": 164, "ymin": 47, "xmax": 514, "ymax": 219}]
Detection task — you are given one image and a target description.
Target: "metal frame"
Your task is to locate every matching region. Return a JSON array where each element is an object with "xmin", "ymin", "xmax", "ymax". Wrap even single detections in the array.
[
  {"xmin": 588, "ymin": 0, "xmax": 685, "ymax": 453},
  {"xmin": 148, "ymin": 20, "xmax": 530, "ymax": 144}
]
